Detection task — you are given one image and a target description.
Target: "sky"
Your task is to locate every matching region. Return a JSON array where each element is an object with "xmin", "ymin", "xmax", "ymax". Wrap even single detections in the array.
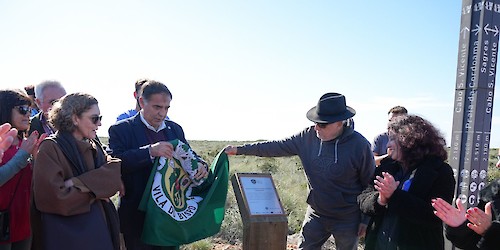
[{"xmin": 1, "ymin": 1, "xmax": 500, "ymax": 147}]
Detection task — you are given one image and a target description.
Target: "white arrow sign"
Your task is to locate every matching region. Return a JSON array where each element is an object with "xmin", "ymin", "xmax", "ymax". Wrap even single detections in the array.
[
  {"xmin": 484, "ymin": 23, "xmax": 499, "ymax": 36},
  {"xmin": 461, "ymin": 26, "xmax": 470, "ymax": 39},
  {"xmin": 472, "ymin": 24, "xmax": 481, "ymax": 35}
]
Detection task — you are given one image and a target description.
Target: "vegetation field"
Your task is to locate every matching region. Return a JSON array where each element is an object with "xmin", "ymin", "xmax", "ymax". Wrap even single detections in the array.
[
  {"xmin": 100, "ymin": 138, "xmax": 500, "ymax": 249},
  {"xmin": 186, "ymin": 140, "xmax": 500, "ymax": 249}
]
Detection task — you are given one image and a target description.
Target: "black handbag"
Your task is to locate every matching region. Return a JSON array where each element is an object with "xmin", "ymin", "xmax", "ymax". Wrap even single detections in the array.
[
  {"xmin": 41, "ymin": 201, "xmax": 114, "ymax": 250},
  {"xmin": 0, "ymin": 171, "xmax": 24, "ymax": 242},
  {"xmin": 0, "ymin": 209, "xmax": 10, "ymax": 241}
]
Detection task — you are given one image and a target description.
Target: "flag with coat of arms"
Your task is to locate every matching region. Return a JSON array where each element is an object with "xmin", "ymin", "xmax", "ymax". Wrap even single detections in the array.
[{"xmin": 138, "ymin": 139, "xmax": 229, "ymax": 246}]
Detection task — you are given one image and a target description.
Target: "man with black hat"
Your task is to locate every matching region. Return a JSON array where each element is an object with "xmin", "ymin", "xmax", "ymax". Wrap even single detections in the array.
[{"xmin": 224, "ymin": 92, "xmax": 375, "ymax": 250}]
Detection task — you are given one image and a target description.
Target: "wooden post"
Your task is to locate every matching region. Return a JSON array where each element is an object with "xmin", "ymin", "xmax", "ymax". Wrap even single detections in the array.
[{"xmin": 231, "ymin": 173, "xmax": 288, "ymax": 250}]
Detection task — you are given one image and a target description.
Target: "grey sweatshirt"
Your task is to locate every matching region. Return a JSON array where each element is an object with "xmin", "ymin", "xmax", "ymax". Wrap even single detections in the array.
[
  {"xmin": 0, "ymin": 149, "xmax": 30, "ymax": 186},
  {"xmin": 237, "ymin": 125, "xmax": 375, "ymax": 227}
]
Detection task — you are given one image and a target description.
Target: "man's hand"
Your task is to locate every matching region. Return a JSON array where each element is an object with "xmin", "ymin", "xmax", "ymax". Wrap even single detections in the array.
[
  {"xmin": 149, "ymin": 141, "xmax": 174, "ymax": 158},
  {"xmin": 224, "ymin": 145, "xmax": 237, "ymax": 155},
  {"xmin": 194, "ymin": 162, "xmax": 209, "ymax": 180}
]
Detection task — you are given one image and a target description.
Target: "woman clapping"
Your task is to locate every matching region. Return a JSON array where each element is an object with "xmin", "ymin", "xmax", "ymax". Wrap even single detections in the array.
[
  {"xmin": 0, "ymin": 89, "xmax": 46, "ymax": 249},
  {"xmin": 358, "ymin": 115, "xmax": 456, "ymax": 250}
]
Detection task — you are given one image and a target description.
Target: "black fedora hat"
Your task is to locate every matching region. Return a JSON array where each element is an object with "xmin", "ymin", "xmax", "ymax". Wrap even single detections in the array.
[{"xmin": 306, "ymin": 93, "xmax": 356, "ymax": 123}]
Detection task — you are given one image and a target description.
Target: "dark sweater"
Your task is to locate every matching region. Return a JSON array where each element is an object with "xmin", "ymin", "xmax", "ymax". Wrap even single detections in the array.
[{"xmin": 237, "ymin": 125, "xmax": 375, "ymax": 228}]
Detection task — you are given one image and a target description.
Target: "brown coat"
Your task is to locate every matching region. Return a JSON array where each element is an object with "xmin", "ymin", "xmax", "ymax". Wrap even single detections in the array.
[
  {"xmin": 33, "ymin": 139, "xmax": 121, "ymax": 215},
  {"xmin": 31, "ymin": 138, "xmax": 121, "ymax": 250}
]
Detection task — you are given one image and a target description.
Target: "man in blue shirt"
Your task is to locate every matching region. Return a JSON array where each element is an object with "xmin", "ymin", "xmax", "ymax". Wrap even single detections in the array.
[
  {"xmin": 372, "ymin": 106, "xmax": 407, "ymax": 166},
  {"xmin": 116, "ymin": 78, "xmax": 148, "ymax": 122}
]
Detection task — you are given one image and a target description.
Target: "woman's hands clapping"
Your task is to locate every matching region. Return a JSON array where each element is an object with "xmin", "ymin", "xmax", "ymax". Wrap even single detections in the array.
[
  {"xmin": 432, "ymin": 198, "xmax": 467, "ymax": 227},
  {"xmin": 374, "ymin": 172, "xmax": 400, "ymax": 205},
  {"xmin": 432, "ymin": 198, "xmax": 494, "ymax": 236},
  {"xmin": 20, "ymin": 131, "xmax": 47, "ymax": 159}
]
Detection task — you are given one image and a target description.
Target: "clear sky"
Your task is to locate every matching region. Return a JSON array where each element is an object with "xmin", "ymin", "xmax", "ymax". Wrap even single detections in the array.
[{"xmin": 1, "ymin": 1, "xmax": 500, "ymax": 147}]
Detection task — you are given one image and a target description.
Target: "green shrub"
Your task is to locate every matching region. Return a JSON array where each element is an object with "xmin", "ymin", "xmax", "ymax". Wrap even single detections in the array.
[
  {"xmin": 256, "ymin": 158, "xmax": 279, "ymax": 173},
  {"xmin": 488, "ymin": 149, "xmax": 500, "ymax": 182},
  {"xmin": 180, "ymin": 239, "xmax": 212, "ymax": 250}
]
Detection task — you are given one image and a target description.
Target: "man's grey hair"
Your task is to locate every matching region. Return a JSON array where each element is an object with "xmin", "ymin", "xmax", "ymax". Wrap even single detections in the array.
[{"xmin": 34, "ymin": 80, "xmax": 66, "ymax": 101}]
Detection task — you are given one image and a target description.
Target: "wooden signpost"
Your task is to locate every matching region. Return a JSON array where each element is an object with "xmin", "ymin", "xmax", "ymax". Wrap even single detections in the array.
[{"xmin": 231, "ymin": 173, "xmax": 288, "ymax": 250}]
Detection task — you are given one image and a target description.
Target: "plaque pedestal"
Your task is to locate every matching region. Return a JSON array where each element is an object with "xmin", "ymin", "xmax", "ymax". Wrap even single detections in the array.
[{"xmin": 231, "ymin": 173, "xmax": 288, "ymax": 250}]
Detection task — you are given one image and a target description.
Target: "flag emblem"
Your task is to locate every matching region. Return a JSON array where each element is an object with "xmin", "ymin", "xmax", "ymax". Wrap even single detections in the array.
[
  {"xmin": 150, "ymin": 156, "xmax": 203, "ymax": 221},
  {"xmin": 139, "ymin": 139, "xmax": 229, "ymax": 246}
]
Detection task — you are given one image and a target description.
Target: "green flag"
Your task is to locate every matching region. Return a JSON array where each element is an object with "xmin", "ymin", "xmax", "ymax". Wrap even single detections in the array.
[{"xmin": 138, "ymin": 139, "xmax": 229, "ymax": 246}]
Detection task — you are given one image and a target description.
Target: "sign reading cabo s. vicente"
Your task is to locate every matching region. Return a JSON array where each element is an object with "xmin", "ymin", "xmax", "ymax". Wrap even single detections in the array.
[{"xmin": 450, "ymin": 0, "xmax": 500, "ymax": 210}]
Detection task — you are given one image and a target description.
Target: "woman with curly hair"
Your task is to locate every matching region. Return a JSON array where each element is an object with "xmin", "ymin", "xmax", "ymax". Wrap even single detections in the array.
[
  {"xmin": 358, "ymin": 115, "xmax": 456, "ymax": 250},
  {"xmin": 32, "ymin": 93, "xmax": 121, "ymax": 250}
]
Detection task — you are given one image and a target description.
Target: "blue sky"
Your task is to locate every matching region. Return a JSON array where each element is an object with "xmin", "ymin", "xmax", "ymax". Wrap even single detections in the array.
[{"xmin": 1, "ymin": 1, "xmax": 499, "ymax": 148}]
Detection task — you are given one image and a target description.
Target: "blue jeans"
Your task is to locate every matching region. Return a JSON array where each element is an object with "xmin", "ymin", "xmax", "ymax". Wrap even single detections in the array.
[{"xmin": 298, "ymin": 207, "xmax": 359, "ymax": 250}]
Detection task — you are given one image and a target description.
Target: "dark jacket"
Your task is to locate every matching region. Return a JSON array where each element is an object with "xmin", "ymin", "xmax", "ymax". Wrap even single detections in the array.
[
  {"xmin": 358, "ymin": 157, "xmax": 455, "ymax": 250},
  {"xmin": 108, "ymin": 114, "xmax": 188, "ymax": 237},
  {"xmin": 445, "ymin": 178, "xmax": 500, "ymax": 250},
  {"xmin": 29, "ymin": 111, "xmax": 45, "ymax": 135}
]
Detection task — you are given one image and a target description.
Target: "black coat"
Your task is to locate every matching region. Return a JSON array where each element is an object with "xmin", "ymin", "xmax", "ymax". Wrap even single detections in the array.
[
  {"xmin": 445, "ymin": 178, "xmax": 500, "ymax": 250},
  {"xmin": 108, "ymin": 114, "xmax": 188, "ymax": 237},
  {"xmin": 358, "ymin": 157, "xmax": 455, "ymax": 250}
]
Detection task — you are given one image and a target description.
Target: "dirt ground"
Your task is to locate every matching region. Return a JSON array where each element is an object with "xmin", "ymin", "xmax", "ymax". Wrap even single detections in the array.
[
  {"xmin": 120, "ymin": 234, "xmax": 362, "ymax": 249},
  {"xmin": 210, "ymin": 234, "xmax": 363, "ymax": 250}
]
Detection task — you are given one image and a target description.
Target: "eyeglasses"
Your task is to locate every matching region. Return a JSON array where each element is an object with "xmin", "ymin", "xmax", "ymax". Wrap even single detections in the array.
[
  {"xmin": 89, "ymin": 115, "xmax": 103, "ymax": 124},
  {"xmin": 16, "ymin": 106, "xmax": 32, "ymax": 116},
  {"xmin": 315, "ymin": 123, "xmax": 329, "ymax": 128}
]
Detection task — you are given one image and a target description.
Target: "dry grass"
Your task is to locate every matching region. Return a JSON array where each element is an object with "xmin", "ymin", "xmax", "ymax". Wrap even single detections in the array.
[{"xmin": 187, "ymin": 140, "xmax": 308, "ymax": 245}]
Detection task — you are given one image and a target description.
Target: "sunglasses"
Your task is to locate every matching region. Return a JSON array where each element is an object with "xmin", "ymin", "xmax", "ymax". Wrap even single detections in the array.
[
  {"xmin": 89, "ymin": 115, "xmax": 103, "ymax": 124},
  {"xmin": 16, "ymin": 106, "xmax": 32, "ymax": 116},
  {"xmin": 49, "ymin": 99, "xmax": 59, "ymax": 105},
  {"xmin": 315, "ymin": 123, "xmax": 329, "ymax": 128}
]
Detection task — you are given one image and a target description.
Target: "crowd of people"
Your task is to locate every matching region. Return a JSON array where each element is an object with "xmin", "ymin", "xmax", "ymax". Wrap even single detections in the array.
[{"xmin": 0, "ymin": 79, "xmax": 499, "ymax": 250}]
